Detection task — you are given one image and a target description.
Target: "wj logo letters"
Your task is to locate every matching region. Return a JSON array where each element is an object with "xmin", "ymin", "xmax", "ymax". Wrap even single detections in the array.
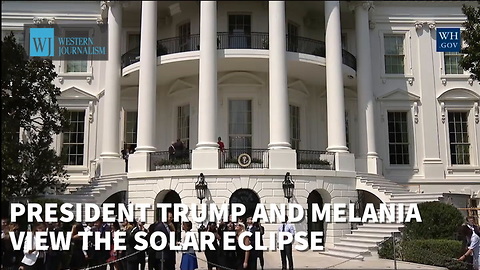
[{"xmin": 30, "ymin": 28, "xmax": 54, "ymax": 56}]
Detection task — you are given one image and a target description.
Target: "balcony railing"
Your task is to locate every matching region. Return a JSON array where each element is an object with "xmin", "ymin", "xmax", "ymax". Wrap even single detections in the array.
[
  {"xmin": 149, "ymin": 150, "xmax": 192, "ymax": 171},
  {"xmin": 121, "ymin": 33, "xmax": 356, "ymax": 70},
  {"xmin": 219, "ymin": 148, "xmax": 269, "ymax": 169},
  {"xmin": 296, "ymin": 150, "xmax": 335, "ymax": 170}
]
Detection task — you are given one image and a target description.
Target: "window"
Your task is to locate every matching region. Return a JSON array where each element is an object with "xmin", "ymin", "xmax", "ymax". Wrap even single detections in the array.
[
  {"xmin": 444, "ymin": 51, "xmax": 464, "ymax": 75},
  {"xmin": 287, "ymin": 22, "xmax": 299, "ymax": 52},
  {"xmin": 290, "ymin": 105, "xmax": 300, "ymax": 149},
  {"xmin": 65, "ymin": 29, "xmax": 89, "ymax": 73},
  {"xmin": 229, "ymin": 100, "xmax": 252, "ymax": 156},
  {"xmin": 384, "ymin": 35, "xmax": 405, "ymax": 74},
  {"xmin": 387, "ymin": 112, "xmax": 410, "ymax": 165},
  {"xmin": 177, "ymin": 105, "xmax": 190, "ymax": 149},
  {"xmin": 448, "ymin": 112, "xmax": 470, "ymax": 165},
  {"xmin": 63, "ymin": 111, "xmax": 85, "ymax": 165},
  {"xmin": 127, "ymin": 33, "xmax": 141, "ymax": 51},
  {"xmin": 124, "ymin": 111, "xmax": 137, "ymax": 150},
  {"xmin": 228, "ymin": 14, "xmax": 251, "ymax": 48},
  {"xmin": 178, "ymin": 22, "xmax": 191, "ymax": 52},
  {"xmin": 2, "ymin": 29, "xmax": 24, "ymax": 45}
]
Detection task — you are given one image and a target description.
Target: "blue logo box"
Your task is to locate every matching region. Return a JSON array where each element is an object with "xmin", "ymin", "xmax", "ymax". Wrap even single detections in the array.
[
  {"xmin": 436, "ymin": 28, "xmax": 461, "ymax": 52},
  {"xmin": 29, "ymin": 28, "xmax": 54, "ymax": 57}
]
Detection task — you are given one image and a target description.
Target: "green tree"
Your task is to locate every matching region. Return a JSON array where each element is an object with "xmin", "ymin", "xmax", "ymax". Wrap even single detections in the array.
[
  {"xmin": 459, "ymin": 2, "xmax": 480, "ymax": 81},
  {"xmin": 1, "ymin": 32, "xmax": 69, "ymax": 200}
]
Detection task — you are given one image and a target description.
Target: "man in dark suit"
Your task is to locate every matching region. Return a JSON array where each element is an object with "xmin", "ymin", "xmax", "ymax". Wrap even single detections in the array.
[
  {"xmin": 154, "ymin": 212, "xmax": 176, "ymax": 270},
  {"xmin": 91, "ymin": 218, "xmax": 111, "ymax": 270},
  {"xmin": 247, "ymin": 217, "xmax": 258, "ymax": 270},
  {"xmin": 45, "ymin": 222, "xmax": 63, "ymax": 270},
  {"xmin": 126, "ymin": 220, "xmax": 142, "ymax": 270}
]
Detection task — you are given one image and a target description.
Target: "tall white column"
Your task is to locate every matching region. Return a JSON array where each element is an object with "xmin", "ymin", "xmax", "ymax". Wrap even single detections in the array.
[
  {"xmin": 196, "ymin": 1, "xmax": 217, "ymax": 150},
  {"xmin": 100, "ymin": 2, "xmax": 122, "ymax": 158},
  {"xmin": 135, "ymin": 1, "xmax": 157, "ymax": 152},
  {"xmin": 267, "ymin": 1, "xmax": 296, "ymax": 169},
  {"xmin": 268, "ymin": 1, "xmax": 290, "ymax": 149},
  {"xmin": 354, "ymin": 2, "xmax": 379, "ymax": 173},
  {"xmin": 191, "ymin": 1, "xmax": 218, "ymax": 169},
  {"xmin": 325, "ymin": 1, "xmax": 348, "ymax": 153}
]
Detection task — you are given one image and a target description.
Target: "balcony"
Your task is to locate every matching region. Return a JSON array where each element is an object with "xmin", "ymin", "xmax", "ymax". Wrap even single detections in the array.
[
  {"xmin": 219, "ymin": 148, "xmax": 269, "ymax": 169},
  {"xmin": 296, "ymin": 150, "xmax": 335, "ymax": 170},
  {"xmin": 147, "ymin": 149, "xmax": 336, "ymax": 171},
  {"xmin": 121, "ymin": 32, "xmax": 357, "ymax": 70},
  {"xmin": 149, "ymin": 150, "xmax": 192, "ymax": 171}
]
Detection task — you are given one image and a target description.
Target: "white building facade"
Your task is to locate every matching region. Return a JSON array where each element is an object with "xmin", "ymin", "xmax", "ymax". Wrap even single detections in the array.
[{"xmin": 2, "ymin": 0, "xmax": 480, "ymax": 259}]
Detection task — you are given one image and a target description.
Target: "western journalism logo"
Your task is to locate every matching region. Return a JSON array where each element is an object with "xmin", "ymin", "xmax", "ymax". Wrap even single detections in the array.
[{"xmin": 29, "ymin": 28, "xmax": 54, "ymax": 57}]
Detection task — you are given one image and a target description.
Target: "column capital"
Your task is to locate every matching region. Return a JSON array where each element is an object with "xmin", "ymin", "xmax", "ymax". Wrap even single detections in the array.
[{"xmin": 348, "ymin": 1, "xmax": 374, "ymax": 12}]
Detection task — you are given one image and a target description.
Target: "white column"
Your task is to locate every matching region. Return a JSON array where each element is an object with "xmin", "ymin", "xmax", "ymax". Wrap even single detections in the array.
[
  {"xmin": 135, "ymin": 1, "xmax": 157, "ymax": 152},
  {"xmin": 267, "ymin": 1, "xmax": 296, "ymax": 169},
  {"xmin": 196, "ymin": 1, "xmax": 217, "ymax": 150},
  {"xmin": 355, "ymin": 2, "xmax": 379, "ymax": 173},
  {"xmin": 325, "ymin": 1, "xmax": 348, "ymax": 153},
  {"xmin": 100, "ymin": 2, "xmax": 122, "ymax": 158},
  {"xmin": 268, "ymin": 1, "xmax": 290, "ymax": 149},
  {"xmin": 191, "ymin": 1, "xmax": 218, "ymax": 169}
]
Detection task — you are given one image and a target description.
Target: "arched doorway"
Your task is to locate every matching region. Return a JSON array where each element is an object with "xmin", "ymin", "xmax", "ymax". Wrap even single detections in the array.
[
  {"xmin": 229, "ymin": 188, "xmax": 260, "ymax": 222},
  {"xmin": 102, "ymin": 191, "xmax": 127, "ymax": 218},
  {"xmin": 307, "ymin": 190, "xmax": 324, "ymax": 247},
  {"xmin": 154, "ymin": 190, "xmax": 181, "ymax": 241}
]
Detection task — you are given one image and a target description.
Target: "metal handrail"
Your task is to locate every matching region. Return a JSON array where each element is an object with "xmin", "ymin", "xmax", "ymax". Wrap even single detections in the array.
[{"xmin": 121, "ymin": 32, "xmax": 357, "ymax": 70}]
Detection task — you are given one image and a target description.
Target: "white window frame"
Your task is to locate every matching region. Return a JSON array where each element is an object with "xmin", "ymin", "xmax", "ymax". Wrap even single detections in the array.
[
  {"xmin": 57, "ymin": 27, "xmax": 93, "ymax": 77},
  {"xmin": 378, "ymin": 90, "xmax": 420, "ymax": 171},
  {"xmin": 440, "ymin": 98, "xmax": 479, "ymax": 170},
  {"xmin": 439, "ymin": 28, "xmax": 469, "ymax": 80},
  {"xmin": 55, "ymin": 107, "xmax": 89, "ymax": 172},
  {"xmin": 379, "ymin": 29, "xmax": 413, "ymax": 78}
]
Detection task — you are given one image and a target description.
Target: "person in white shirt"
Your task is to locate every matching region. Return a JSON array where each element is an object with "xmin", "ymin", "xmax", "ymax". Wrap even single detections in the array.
[
  {"xmin": 458, "ymin": 224, "xmax": 480, "ymax": 270},
  {"xmin": 21, "ymin": 223, "xmax": 46, "ymax": 270},
  {"xmin": 278, "ymin": 215, "xmax": 295, "ymax": 270}
]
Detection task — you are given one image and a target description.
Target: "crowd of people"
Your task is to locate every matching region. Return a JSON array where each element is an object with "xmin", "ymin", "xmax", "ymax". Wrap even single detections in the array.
[
  {"xmin": 2, "ymin": 212, "xmax": 294, "ymax": 270},
  {"xmin": 1, "ymin": 213, "xmax": 296, "ymax": 270}
]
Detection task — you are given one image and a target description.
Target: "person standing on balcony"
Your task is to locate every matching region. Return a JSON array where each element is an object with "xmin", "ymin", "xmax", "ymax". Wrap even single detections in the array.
[
  {"xmin": 168, "ymin": 141, "xmax": 176, "ymax": 161},
  {"xmin": 217, "ymin": 137, "xmax": 225, "ymax": 152},
  {"xmin": 174, "ymin": 139, "xmax": 185, "ymax": 160}
]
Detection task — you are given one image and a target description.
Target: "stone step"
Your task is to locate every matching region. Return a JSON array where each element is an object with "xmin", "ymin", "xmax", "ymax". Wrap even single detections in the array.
[
  {"xmin": 349, "ymin": 232, "xmax": 392, "ymax": 239},
  {"xmin": 320, "ymin": 250, "xmax": 364, "ymax": 261},
  {"xmin": 327, "ymin": 245, "xmax": 371, "ymax": 255},
  {"xmin": 334, "ymin": 241, "xmax": 379, "ymax": 250},
  {"xmin": 343, "ymin": 237, "xmax": 386, "ymax": 245},
  {"xmin": 354, "ymin": 227, "xmax": 401, "ymax": 234}
]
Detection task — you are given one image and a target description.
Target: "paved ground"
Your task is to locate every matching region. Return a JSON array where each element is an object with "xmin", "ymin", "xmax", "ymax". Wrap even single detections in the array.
[{"xmin": 170, "ymin": 250, "xmax": 447, "ymax": 270}]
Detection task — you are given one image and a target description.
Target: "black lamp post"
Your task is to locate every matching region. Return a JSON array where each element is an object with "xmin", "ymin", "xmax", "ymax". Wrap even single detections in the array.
[
  {"xmin": 195, "ymin": 173, "xmax": 208, "ymax": 204},
  {"xmin": 283, "ymin": 172, "xmax": 295, "ymax": 203}
]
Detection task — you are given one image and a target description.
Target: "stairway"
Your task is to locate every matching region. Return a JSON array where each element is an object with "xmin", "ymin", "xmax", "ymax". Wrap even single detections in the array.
[
  {"xmin": 45, "ymin": 175, "xmax": 128, "ymax": 213},
  {"xmin": 322, "ymin": 173, "xmax": 444, "ymax": 261}
]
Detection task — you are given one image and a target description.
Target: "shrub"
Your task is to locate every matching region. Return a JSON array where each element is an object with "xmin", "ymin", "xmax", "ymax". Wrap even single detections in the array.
[
  {"xmin": 402, "ymin": 239, "xmax": 467, "ymax": 270},
  {"xmin": 378, "ymin": 236, "xmax": 401, "ymax": 260},
  {"xmin": 403, "ymin": 201, "xmax": 463, "ymax": 240}
]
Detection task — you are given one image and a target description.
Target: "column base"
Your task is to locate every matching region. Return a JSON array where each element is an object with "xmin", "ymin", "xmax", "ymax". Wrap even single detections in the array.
[
  {"xmin": 423, "ymin": 158, "xmax": 444, "ymax": 178},
  {"xmin": 335, "ymin": 152, "xmax": 355, "ymax": 172},
  {"xmin": 128, "ymin": 152, "xmax": 150, "ymax": 173},
  {"xmin": 269, "ymin": 148, "xmax": 296, "ymax": 169},
  {"xmin": 191, "ymin": 149, "xmax": 219, "ymax": 170},
  {"xmin": 98, "ymin": 157, "xmax": 126, "ymax": 176},
  {"xmin": 355, "ymin": 154, "xmax": 383, "ymax": 175}
]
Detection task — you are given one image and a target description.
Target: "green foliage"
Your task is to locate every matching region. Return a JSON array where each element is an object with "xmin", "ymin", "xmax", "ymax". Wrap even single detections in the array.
[
  {"xmin": 297, "ymin": 159, "xmax": 330, "ymax": 165},
  {"xmin": 155, "ymin": 159, "xmax": 190, "ymax": 166},
  {"xmin": 378, "ymin": 237, "xmax": 401, "ymax": 260},
  {"xmin": 459, "ymin": 2, "xmax": 480, "ymax": 81},
  {"xmin": 402, "ymin": 240, "xmax": 467, "ymax": 270},
  {"xmin": 1, "ymin": 33, "xmax": 69, "ymax": 200},
  {"xmin": 403, "ymin": 201, "xmax": 463, "ymax": 240},
  {"xmin": 379, "ymin": 239, "xmax": 468, "ymax": 270}
]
